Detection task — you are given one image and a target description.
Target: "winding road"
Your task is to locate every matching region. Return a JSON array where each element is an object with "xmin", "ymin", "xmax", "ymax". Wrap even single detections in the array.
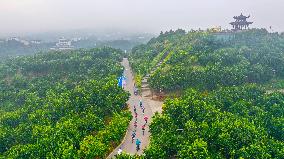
[{"xmin": 107, "ymin": 58, "xmax": 162, "ymax": 158}]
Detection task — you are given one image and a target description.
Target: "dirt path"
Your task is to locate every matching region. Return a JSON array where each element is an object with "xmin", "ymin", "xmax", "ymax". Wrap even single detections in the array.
[{"xmin": 107, "ymin": 58, "xmax": 163, "ymax": 158}]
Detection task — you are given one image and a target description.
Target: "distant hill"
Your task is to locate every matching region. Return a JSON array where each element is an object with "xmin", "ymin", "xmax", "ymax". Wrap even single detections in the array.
[
  {"xmin": 130, "ymin": 29, "xmax": 284, "ymax": 91},
  {"xmin": 0, "ymin": 32, "xmax": 153, "ymax": 59},
  {"xmin": 125, "ymin": 29, "xmax": 284, "ymax": 159}
]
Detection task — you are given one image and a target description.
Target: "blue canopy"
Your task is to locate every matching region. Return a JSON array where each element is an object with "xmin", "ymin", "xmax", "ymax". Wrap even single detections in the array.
[{"xmin": 117, "ymin": 76, "xmax": 126, "ymax": 87}]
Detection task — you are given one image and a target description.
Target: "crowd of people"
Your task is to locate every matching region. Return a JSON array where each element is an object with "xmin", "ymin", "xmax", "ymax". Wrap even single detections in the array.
[
  {"xmin": 116, "ymin": 98, "xmax": 149, "ymax": 155},
  {"xmin": 132, "ymin": 99, "xmax": 148, "ymax": 151},
  {"xmin": 115, "ymin": 75, "xmax": 149, "ymax": 156}
]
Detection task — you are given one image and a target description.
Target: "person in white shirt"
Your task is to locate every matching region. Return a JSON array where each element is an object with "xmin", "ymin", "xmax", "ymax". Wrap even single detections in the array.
[{"xmin": 117, "ymin": 147, "xmax": 123, "ymax": 155}]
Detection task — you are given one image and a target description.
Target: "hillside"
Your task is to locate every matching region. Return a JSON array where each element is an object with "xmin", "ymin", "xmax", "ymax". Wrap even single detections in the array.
[
  {"xmin": 122, "ymin": 29, "xmax": 284, "ymax": 158},
  {"xmin": 0, "ymin": 47, "xmax": 131, "ymax": 158},
  {"xmin": 144, "ymin": 85, "xmax": 284, "ymax": 158},
  {"xmin": 130, "ymin": 29, "xmax": 284, "ymax": 92}
]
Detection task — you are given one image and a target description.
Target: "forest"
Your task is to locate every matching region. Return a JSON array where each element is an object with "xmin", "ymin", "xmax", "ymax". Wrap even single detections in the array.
[
  {"xmin": 130, "ymin": 29, "xmax": 284, "ymax": 91},
  {"xmin": 0, "ymin": 40, "xmax": 52, "ymax": 59},
  {"xmin": 3, "ymin": 0, "xmax": 284, "ymax": 158},
  {"xmin": 145, "ymin": 85, "xmax": 284, "ymax": 158},
  {"xmin": 121, "ymin": 29, "xmax": 284, "ymax": 158},
  {"xmin": 0, "ymin": 47, "xmax": 131, "ymax": 158},
  {"xmin": 1, "ymin": 28, "xmax": 284, "ymax": 159}
]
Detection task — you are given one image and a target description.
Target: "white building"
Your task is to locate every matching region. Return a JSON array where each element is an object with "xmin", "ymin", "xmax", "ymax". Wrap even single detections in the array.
[
  {"xmin": 71, "ymin": 37, "xmax": 82, "ymax": 42},
  {"xmin": 6, "ymin": 37, "xmax": 20, "ymax": 42},
  {"xmin": 31, "ymin": 40, "xmax": 41, "ymax": 44},
  {"xmin": 51, "ymin": 37, "xmax": 74, "ymax": 50},
  {"xmin": 6, "ymin": 37, "xmax": 30, "ymax": 46},
  {"xmin": 20, "ymin": 40, "xmax": 30, "ymax": 46}
]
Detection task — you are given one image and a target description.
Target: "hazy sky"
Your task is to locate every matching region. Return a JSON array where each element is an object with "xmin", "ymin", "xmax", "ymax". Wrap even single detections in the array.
[{"xmin": 0, "ymin": 0, "xmax": 283, "ymax": 36}]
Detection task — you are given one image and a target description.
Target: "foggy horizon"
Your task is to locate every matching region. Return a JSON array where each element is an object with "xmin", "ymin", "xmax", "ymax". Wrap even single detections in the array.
[{"xmin": 1, "ymin": 0, "xmax": 284, "ymax": 37}]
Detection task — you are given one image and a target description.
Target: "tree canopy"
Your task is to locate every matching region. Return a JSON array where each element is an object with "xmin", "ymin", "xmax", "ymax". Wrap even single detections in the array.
[
  {"xmin": 130, "ymin": 29, "xmax": 284, "ymax": 91},
  {"xmin": 0, "ymin": 47, "xmax": 131, "ymax": 158},
  {"xmin": 145, "ymin": 85, "xmax": 284, "ymax": 158}
]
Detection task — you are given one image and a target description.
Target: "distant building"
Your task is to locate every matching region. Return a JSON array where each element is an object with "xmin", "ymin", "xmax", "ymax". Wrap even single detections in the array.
[
  {"xmin": 209, "ymin": 26, "xmax": 222, "ymax": 33},
  {"xmin": 138, "ymin": 36, "xmax": 145, "ymax": 39},
  {"xmin": 20, "ymin": 40, "xmax": 30, "ymax": 46},
  {"xmin": 230, "ymin": 13, "xmax": 253, "ymax": 31},
  {"xmin": 31, "ymin": 40, "xmax": 41, "ymax": 44},
  {"xmin": 71, "ymin": 37, "xmax": 82, "ymax": 42},
  {"xmin": 6, "ymin": 37, "xmax": 30, "ymax": 46},
  {"xmin": 56, "ymin": 37, "xmax": 72, "ymax": 48},
  {"xmin": 210, "ymin": 14, "xmax": 254, "ymax": 41},
  {"xmin": 51, "ymin": 37, "xmax": 74, "ymax": 50},
  {"xmin": 6, "ymin": 37, "xmax": 20, "ymax": 42}
]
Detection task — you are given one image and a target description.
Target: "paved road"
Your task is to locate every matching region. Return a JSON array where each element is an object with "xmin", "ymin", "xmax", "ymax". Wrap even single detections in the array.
[{"xmin": 107, "ymin": 58, "xmax": 156, "ymax": 158}]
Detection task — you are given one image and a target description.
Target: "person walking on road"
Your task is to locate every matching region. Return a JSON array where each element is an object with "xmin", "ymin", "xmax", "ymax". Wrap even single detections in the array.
[
  {"xmin": 134, "ymin": 121, "xmax": 137, "ymax": 128},
  {"xmin": 117, "ymin": 147, "xmax": 123, "ymax": 155},
  {"xmin": 144, "ymin": 115, "xmax": 148, "ymax": 124},
  {"xmin": 136, "ymin": 139, "xmax": 141, "ymax": 151},
  {"xmin": 142, "ymin": 124, "xmax": 146, "ymax": 135},
  {"xmin": 131, "ymin": 131, "xmax": 136, "ymax": 143},
  {"xmin": 139, "ymin": 100, "xmax": 142, "ymax": 108}
]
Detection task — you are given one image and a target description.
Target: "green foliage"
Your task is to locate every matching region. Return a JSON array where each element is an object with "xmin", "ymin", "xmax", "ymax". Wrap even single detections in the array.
[
  {"xmin": 134, "ymin": 74, "xmax": 142, "ymax": 92},
  {"xmin": 129, "ymin": 29, "xmax": 186, "ymax": 76},
  {"xmin": 130, "ymin": 29, "xmax": 284, "ymax": 91},
  {"xmin": 178, "ymin": 138, "xmax": 210, "ymax": 159},
  {"xmin": 145, "ymin": 85, "xmax": 284, "ymax": 158},
  {"xmin": 0, "ymin": 47, "xmax": 131, "ymax": 158},
  {"xmin": 0, "ymin": 40, "xmax": 52, "ymax": 59},
  {"xmin": 78, "ymin": 112, "xmax": 131, "ymax": 159}
]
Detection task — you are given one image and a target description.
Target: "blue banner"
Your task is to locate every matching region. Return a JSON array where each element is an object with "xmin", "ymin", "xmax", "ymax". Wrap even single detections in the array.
[{"xmin": 118, "ymin": 76, "xmax": 123, "ymax": 87}]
